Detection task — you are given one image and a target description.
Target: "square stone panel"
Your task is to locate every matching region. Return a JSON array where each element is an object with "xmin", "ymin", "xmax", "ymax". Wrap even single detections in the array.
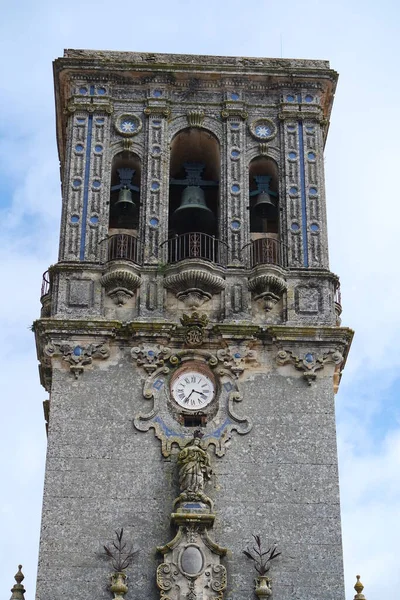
[
  {"xmin": 295, "ymin": 285, "xmax": 322, "ymax": 314},
  {"xmin": 67, "ymin": 278, "xmax": 94, "ymax": 307}
]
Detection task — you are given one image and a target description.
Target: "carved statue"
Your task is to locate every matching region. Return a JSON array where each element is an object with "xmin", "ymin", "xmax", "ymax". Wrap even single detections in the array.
[{"xmin": 178, "ymin": 431, "xmax": 212, "ymax": 494}]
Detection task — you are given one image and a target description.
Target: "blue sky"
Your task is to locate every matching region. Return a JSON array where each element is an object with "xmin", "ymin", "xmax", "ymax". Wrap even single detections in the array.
[{"xmin": 1, "ymin": 1, "xmax": 400, "ymax": 599}]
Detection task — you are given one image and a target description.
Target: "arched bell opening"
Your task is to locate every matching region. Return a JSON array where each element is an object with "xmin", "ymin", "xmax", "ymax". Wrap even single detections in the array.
[
  {"xmin": 109, "ymin": 151, "xmax": 141, "ymax": 232},
  {"xmin": 107, "ymin": 151, "xmax": 141, "ymax": 265},
  {"xmin": 248, "ymin": 157, "xmax": 281, "ymax": 267},
  {"xmin": 169, "ymin": 128, "xmax": 220, "ymax": 237}
]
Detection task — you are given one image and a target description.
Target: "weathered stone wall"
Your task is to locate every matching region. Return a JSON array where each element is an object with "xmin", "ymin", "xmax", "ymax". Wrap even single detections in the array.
[{"xmin": 36, "ymin": 343, "xmax": 344, "ymax": 600}]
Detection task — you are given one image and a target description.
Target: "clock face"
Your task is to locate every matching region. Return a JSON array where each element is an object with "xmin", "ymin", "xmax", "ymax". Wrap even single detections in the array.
[{"xmin": 171, "ymin": 371, "xmax": 215, "ymax": 411}]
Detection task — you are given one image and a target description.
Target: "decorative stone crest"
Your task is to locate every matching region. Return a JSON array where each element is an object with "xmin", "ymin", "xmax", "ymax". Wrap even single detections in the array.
[
  {"xmin": 276, "ymin": 349, "xmax": 343, "ymax": 385},
  {"xmin": 216, "ymin": 345, "xmax": 258, "ymax": 378},
  {"xmin": 44, "ymin": 341, "xmax": 110, "ymax": 378},
  {"xmin": 181, "ymin": 313, "xmax": 209, "ymax": 347}
]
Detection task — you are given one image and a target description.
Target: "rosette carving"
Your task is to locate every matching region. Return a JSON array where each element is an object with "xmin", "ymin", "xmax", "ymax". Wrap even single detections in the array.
[{"xmin": 248, "ymin": 273, "xmax": 287, "ymax": 312}]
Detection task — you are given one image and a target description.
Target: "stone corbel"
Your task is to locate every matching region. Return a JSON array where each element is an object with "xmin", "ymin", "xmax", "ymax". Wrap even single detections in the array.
[
  {"xmin": 44, "ymin": 341, "xmax": 110, "ymax": 378},
  {"xmin": 187, "ymin": 109, "xmax": 205, "ymax": 127},
  {"xmin": 216, "ymin": 345, "xmax": 258, "ymax": 378},
  {"xmin": 276, "ymin": 349, "xmax": 343, "ymax": 385},
  {"xmin": 248, "ymin": 273, "xmax": 287, "ymax": 312},
  {"xmin": 100, "ymin": 268, "xmax": 141, "ymax": 306}
]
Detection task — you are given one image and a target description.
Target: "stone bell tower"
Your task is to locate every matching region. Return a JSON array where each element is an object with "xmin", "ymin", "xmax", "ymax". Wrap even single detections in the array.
[{"xmin": 34, "ymin": 50, "xmax": 353, "ymax": 600}]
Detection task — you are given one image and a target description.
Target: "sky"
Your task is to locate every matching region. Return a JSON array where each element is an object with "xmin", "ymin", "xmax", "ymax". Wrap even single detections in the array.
[{"xmin": 0, "ymin": 1, "xmax": 399, "ymax": 598}]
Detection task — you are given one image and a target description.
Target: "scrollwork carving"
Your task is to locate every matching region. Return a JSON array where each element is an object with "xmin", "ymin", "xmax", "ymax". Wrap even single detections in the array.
[
  {"xmin": 276, "ymin": 348, "xmax": 343, "ymax": 385},
  {"xmin": 44, "ymin": 341, "xmax": 110, "ymax": 378},
  {"xmin": 131, "ymin": 345, "xmax": 172, "ymax": 374},
  {"xmin": 216, "ymin": 346, "xmax": 258, "ymax": 378}
]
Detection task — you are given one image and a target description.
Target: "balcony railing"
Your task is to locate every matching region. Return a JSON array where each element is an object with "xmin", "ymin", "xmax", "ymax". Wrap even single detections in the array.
[
  {"xmin": 106, "ymin": 233, "xmax": 141, "ymax": 265},
  {"xmin": 161, "ymin": 232, "xmax": 228, "ymax": 266},
  {"xmin": 242, "ymin": 237, "xmax": 283, "ymax": 268},
  {"xmin": 41, "ymin": 270, "xmax": 51, "ymax": 297}
]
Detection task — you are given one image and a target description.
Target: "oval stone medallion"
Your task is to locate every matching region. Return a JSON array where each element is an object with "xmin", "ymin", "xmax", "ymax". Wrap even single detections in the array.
[{"xmin": 181, "ymin": 546, "xmax": 203, "ymax": 575}]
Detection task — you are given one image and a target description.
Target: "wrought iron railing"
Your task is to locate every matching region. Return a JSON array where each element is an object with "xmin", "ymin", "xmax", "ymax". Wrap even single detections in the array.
[
  {"xmin": 161, "ymin": 232, "xmax": 228, "ymax": 266},
  {"xmin": 334, "ymin": 284, "xmax": 342, "ymax": 307},
  {"xmin": 41, "ymin": 270, "xmax": 51, "ymax": 297},
  {"xmin": 242, "ymin": 237, "xmax": 283, "ymax": 268},
  {"xmin": 106, "ymin": 233, "xmax": 141, "ymax": 265}
]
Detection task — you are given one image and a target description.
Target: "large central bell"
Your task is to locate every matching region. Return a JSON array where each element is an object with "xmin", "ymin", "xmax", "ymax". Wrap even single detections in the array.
[
  {"xmin": 252, "ymin": 190, "xmax": 277, "ymax": 220},
  {"xmin": 172, "ymin": 186, "xmax": 215, "ymax": 233}
]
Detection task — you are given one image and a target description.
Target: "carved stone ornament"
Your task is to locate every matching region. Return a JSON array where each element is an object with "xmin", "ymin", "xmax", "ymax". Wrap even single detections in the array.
[
  {"xmin": 44, "ymin": 341, "xmax": 110, "ymax": 378},
  {"xmin": 254, "ymin": 576, "xmax": 272, "ymax": 599},
  {"xmin": 164, "ymin": 267, "xmax": 225, "ymax": 309},
  {"xmin": 157, "ymin": 434, "xmax": 227, "ymax": 600},
  {"xmin": 109, "ymin": 572, "xmax": 128, "ymax": 600},
  {"xmin": 216, "ymin": 346, "xmax": 258, "ymax": 378},
  {"xmin": 276, "ymin": 349, "xmax": 343, "ymax": 385},
  {"xmin": 220, "ymin": 107, "xmax": 248, "ymax": 121},
  {"xmin": 133, "ymin": 348, "xmax": 252, "ymax": 457},
  {"xmin": 101, "ymin": 268, "xmax": 141, "ymax": 305},
  {"xmin": 131, "ymin": 345, "xmax": 173, "ymax": 374},
  {"xmin": 66, "ymin": 99, "xmax": 113, "ymax": 114},
  {"xmin": 181, "ymin": 312, "xmax": 209, "ymax": 347},
  {"xmin": 144, "ymin": 105, "xmax": 171, "ymax": 118},
  {"xmin": 248, "ymin": 274, "xmax": 287, "ymax": 312},
  {"xmin": 187, "ymin": 110, "xmax": 205, "ymax": 127},
  {"xmin": 114, "ymin": 113, "xmax": 142, "ymax": 136},
  {"xmin": 249, "ymin": 118, "xmax": 277, "ymax": 142}
]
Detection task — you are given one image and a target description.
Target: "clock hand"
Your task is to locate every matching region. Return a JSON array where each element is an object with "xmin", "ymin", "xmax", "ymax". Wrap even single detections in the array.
[{"xmin": 184, "ymin": 389, "xmax": 195, "ymax": 403}]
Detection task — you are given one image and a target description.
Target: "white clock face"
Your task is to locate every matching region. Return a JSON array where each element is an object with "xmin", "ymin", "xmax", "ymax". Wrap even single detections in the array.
[{"xmin": 171, "ymin": 371, "xmax": 215, "ymax": 410}]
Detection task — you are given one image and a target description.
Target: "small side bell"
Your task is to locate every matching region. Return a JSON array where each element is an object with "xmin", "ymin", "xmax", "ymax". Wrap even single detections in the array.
[
  {"xmin": 172, "ymin": 186, "xmax": 215, "ymax": 233},
  {"xmin": 252, "ymin": 190, "xmax": 278, "ymax": 220}
]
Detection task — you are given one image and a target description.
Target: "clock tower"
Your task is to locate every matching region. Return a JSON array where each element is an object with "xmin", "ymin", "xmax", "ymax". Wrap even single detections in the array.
[{"xmin": 34, "ymin": 50, "xmax": 353, "ymax": 600}]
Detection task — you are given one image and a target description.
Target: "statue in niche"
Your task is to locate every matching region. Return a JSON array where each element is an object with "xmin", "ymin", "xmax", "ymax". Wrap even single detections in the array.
[{"xmin": 178, "ymin": 431, "xmax": 212, "ymax": 495}]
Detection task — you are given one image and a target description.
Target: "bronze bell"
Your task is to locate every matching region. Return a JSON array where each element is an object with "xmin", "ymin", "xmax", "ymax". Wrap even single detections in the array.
[
  {"xmin": 252, "ymin": 190, "xmax": 278, "ymax": 220},
  {"xmin": 172, "ymin": 186, "xmax": 215, "ymax": 232},
  {"xmin": 113, "ymin": 186, "xmax": 137, "ymax": 216}
]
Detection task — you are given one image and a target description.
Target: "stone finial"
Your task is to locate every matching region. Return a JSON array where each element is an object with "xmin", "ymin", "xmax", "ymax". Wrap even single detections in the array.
[
  {"xmin": 10, "ymin": 565, "xmax": 26, "ymax": 600},
  {"xmin": 353, "ymin": 575, "xmax": 366, "ymax": 599}
]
